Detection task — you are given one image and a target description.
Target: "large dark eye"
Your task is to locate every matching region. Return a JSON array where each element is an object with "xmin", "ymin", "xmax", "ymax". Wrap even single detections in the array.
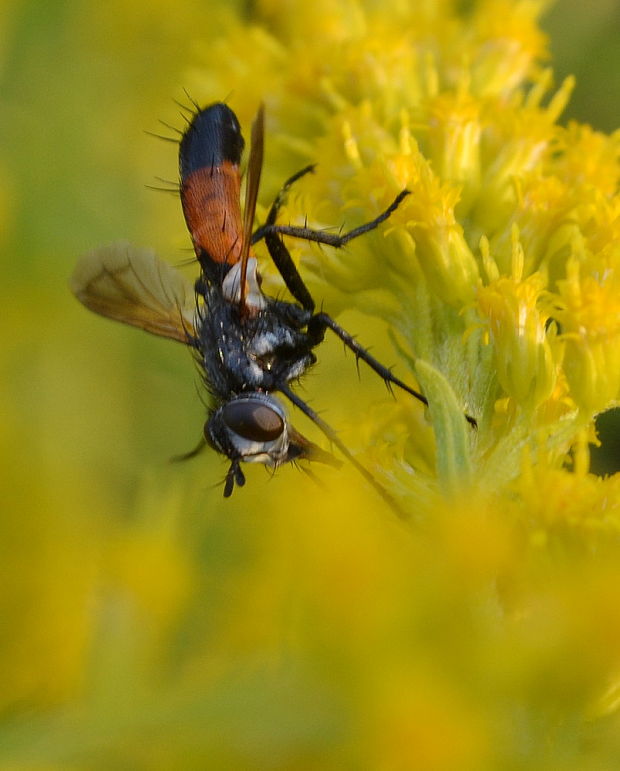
[{"xmin": 222, "ymin": 401, "xmax": 284, "ymax": 442}]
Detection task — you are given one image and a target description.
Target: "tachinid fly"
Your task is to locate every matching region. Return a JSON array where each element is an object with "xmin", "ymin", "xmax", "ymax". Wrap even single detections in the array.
[{"xmin": 71, "ymin": 101, "xmax": 474, "ymax": 513}]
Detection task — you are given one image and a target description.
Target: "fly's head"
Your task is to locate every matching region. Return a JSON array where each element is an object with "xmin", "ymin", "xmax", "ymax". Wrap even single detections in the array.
[{"xmin": 205, "ymin": 392, "xmax": 338, "ymax": 496}]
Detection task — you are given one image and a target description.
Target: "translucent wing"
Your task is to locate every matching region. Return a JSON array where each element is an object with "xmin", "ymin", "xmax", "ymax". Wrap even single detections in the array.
[
  {"xmin": 70, "ymin": 242, "xmax": 196, "ymax": 342},
  {"xmin": 238, "ymin": 103, "xmax": 264, "ymax": 309}
]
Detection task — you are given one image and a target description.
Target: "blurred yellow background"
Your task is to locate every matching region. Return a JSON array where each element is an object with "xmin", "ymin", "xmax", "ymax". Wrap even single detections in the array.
[{"xmin": 2, "ymin": 1, "xmax": 620, "ymax": 768}]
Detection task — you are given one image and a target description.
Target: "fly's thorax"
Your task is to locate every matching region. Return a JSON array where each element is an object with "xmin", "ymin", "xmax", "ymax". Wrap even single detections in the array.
[
  {"xmin": 196, "ymin": 286, "xmax": 317, "ymax": 395},
  {"xmin": 245, "ymin": 316, "xmax": 318, "ymax": 385}
]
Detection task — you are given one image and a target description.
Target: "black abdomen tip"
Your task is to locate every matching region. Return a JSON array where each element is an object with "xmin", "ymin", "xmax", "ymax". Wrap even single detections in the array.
[{"xmin": 179, "ymin": 102, "xmax": 245, "ymax": 178}]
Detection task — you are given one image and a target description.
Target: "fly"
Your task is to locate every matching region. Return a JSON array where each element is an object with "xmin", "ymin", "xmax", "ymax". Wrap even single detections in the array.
[{"xmin": 71, "ymin": 101, "xmax": 475, "ymax": 514}]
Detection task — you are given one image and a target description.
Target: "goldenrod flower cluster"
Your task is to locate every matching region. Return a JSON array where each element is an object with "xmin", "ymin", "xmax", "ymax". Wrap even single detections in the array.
[
  {"xmin": 3, "ymin": 0, "xmax": 620, "ymax": 768},
  {"xmin": 187, "ymin": 0, "xmax": 620, "ymax": 507}
]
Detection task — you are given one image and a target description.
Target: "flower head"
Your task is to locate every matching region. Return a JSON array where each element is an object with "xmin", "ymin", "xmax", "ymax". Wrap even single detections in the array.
[
  {"xmin": 9, "ymin": 1, "xmax": 620, "ymax": 768},
  {"xmin": 177, "ymin": 0, "xmax": 620, "ymax": 502}
]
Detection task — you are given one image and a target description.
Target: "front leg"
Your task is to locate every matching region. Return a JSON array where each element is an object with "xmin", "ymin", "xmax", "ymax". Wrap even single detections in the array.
[
  {"xmin": 307, "ymin": 312, "xmax": 428, "ymax": 407},
  {"xmin": 308, "ymin": 312, "xmax": 477, "ymax": 427},
  {"xmin": 263, "ymin": 229, "xmax": 316, "ymax": 311}
]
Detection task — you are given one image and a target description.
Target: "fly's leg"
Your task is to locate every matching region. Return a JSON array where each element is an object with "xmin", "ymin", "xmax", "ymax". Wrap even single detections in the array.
[
  {"xmin": 307, "ymin": 313, "xmax": 478, "ymax": 427},
  {"xmin": 253, "ymin": 189, "xmax": 410, "ymax": 254},
  {"xmin": 255, "ymin": 176, "xmax": 476, "ymax": 426},
  {"xmin": 261, "ymin": 228, "xmax": 315, "ymax": 311},
  {"xmin": 307, "ymin": 312, "xmax": 427, "ymax": 406},
  {"xmin": 263, "ymin": 164, "xmax": 317, "ymax": 228},
  {"xmin": 278, "ymin": 383, "xmax": 407, "ymax": 519},
  {"xmin": 252, "ymin": 164, "xmax": 317, "ymax": 310},
  {"xmin": 252, "ymin": 166, "xmax": 409, "ymax": 311},
  {"xmin": 170, "ymin": 437, "xmax": 207, "ymax": 462},
  {"xmin": 254, "ymin": 183, "xmax": 457, "ymax": 420}
]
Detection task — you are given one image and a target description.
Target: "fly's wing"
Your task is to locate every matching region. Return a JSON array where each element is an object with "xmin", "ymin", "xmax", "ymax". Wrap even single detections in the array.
[
  {"xmin": 70, "ymin": 242, "xmax": 196, "ymax": 342},
  {"xmin": 287, "ymin": 425, "xmax": 341, "ymax": 468},
  {"xmin": 238, "ymin": 103, "xmax": 264, "ymax": 309}
]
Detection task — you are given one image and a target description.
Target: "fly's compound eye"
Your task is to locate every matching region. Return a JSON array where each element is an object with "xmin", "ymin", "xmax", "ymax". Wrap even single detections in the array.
[
  {"xmin": 206, "ymin": 393, "xmax": 291, "ymax": 469},
  {"xmin": 221, "ymin": 400, "xmax": 284, "ymax": 442}
]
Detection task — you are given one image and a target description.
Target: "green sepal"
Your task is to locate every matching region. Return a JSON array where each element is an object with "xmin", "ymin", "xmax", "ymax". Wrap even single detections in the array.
[{"xmin": 414, "ymin": 359, "xmax": 473, "ymax": 493}]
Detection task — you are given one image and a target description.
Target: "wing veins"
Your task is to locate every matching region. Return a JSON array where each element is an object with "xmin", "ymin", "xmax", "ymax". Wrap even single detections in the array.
[
  {"xmin": 238, "ymin": 103, "xmax": 264, "ymax": 310},
  {"xmin": 72, "ymin": 243, "xmax": 195, "ymax": 342}
]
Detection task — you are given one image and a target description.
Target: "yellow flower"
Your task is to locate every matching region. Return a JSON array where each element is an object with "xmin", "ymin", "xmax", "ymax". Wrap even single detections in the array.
[
  {"xmin": 477, "ymin": 270, "xmax": 557, "ymax": 408},
  {"xmin": 558, "ymin": 258, "xmax": 620, "ymax": 414}
]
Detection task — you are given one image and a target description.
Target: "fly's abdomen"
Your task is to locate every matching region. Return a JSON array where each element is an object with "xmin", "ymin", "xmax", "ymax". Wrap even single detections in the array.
[{"xmin": 180, "ymin": 103, "xmax": 245, "ymax": 266}]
